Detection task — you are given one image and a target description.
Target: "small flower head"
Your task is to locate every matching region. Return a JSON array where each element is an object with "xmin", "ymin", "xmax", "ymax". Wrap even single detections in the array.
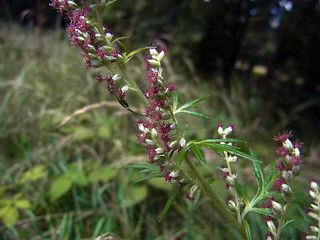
[{"xmin": 274, "ymin": 131, "xmax": 292, "ymax": 142}]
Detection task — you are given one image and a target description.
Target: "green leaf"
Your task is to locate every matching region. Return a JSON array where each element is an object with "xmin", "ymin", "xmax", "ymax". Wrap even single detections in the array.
[
  {"xmin": 159, "ymin": 185, "xmax": 184, "ymax": 222},
  {"xmin": 251, "ymin": 149, "xmax": 265, "ymax": 190},
  {"xmin": 178, "ymin": 110, "xmax": 209, "ymax": 119},
  {"xmin": 120, "ymin": 163, "xmax": 152, "ymax": 169},
  {"xmin": 132, "ymin": 173, "xmax": 163, "ymax": 185},
  {"xmin": 193, "ymin": 190, "xmax": 201, "ymax": 209},
  {"xmin": 72, "ymin": 127, "xmax": 95, "ymax": 141},
  {"xmin": 88, "ymin": 166, "xmax": 117, "ymax": 183},
  {"xmin": 20, "ymin": 165, "xmax": 46, "ymax": 184},
  {"xmin": 249, "ymin": 207, "xmax": 270, "ymax": 216},
  {"xmin": 97, "ymin": 126, "xmax": 111, "ymax": 139},
  {"xmin": 191, "ymin": 144, "xmax": 206, "ymax": 165},
  {"xmin": 199, "ymin": 142, "xmax": 261, "ymax": 163},
  {"xmin": 117, "ymin": 97, "xmax": 142, "ymax": 115},
  {"xmin": 176, "ymin": 147, "xmax": 187, "ymax": 165},
  {"xmin": 173, "ymin": 91, "xmax": 179, "ymax": 111},
  {"xmin": 125, "ymin": 46, "xmax": 153, "ymax": 63},
  {"xmin": 147, "ymin": 178, "xmax": 172, "ymax": 191},
  {"xmin": 235, "ymin": 182, "xmax": 249, "ymax": 203},
  {"xmin": 243, "ymin": 219, "xmax": 253, "ymax": 240},
  {"xmin": 50, "ymin": 175, "xmax": 73, "ymax": 202},
  {"xmin": 1, "ymin": 206, "xmax": 19, "ymax": 225},
  {"xmin": 207, "ymin": 177, "xmax": 216, "ymax": 185},
  {"xmin": 200, "ymin": 138, "xmax": 246, "ymax": 144},
  {"xmin": 265, "ymin": 161, "xmax": 280, "ymax": 190},
  {"xmin": 123, "ymin": 185, "xmax": 148, "ymax": 207},
  {"xmin": 15, "ymin": 199, "xmax": 31, "ymax": 209},
  {"xmin": 175, "ymin": 95, "xmax": 209, "ymax": 112}
]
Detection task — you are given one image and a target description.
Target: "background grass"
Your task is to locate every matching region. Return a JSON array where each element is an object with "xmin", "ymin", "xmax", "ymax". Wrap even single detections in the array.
[{"xmin": 0, "ymin": 19, "xmax": 317, "ymax": 240}]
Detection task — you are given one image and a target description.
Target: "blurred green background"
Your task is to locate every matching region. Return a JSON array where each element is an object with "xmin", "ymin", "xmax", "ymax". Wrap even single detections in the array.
[{"xmin": 0, "ymin": 0, "xmax": 319, "ymax": 239}]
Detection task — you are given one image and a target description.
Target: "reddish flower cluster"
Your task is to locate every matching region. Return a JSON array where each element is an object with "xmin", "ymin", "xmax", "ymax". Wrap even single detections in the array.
[
  {"xmin": 136, "ymin": 48, "xmax": 180, "ymax": 182},
  {"xmin": 50, "ymin": 0, "xmax": 125, "ymax": 98},
  {"xmin": 273, "ymin": 131, "xmax": 303, "ymax": 191}
]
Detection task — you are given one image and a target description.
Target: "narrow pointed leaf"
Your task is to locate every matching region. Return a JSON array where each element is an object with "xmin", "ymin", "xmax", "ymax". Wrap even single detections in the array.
[
  {"xmin": 159, "ymin": 185, "xmax": 184, "ymax": 222},
  {"xmin": 178, "ymin": 110, "xmax": 209, "ymax": 119},
  {"xmin": 200, "ymin": 142, "xmax": 261, "ymax": 163},
  {"xmin": 132, "ymin": 173, "xmax": 163, "ymax": 185},
  {"xmin": 243, "ymin": 220, "xmax": 253, "ymax": 240},
  {"xmin": 120, "ymin": 163, "xmax": 151, "ymax": 169},
  {"xmin": 176, "ymin": 95, "xmax": 208, "ymax": 111},
  {"xmin": 191, "ymin": 145, "xmax": 206, "ymax": 165},
  {"xmin": 125, "ymin": 46, "xmax": 153, "ymax": 63},
  {"xmin": 251, "ymin": 149, "xmax": 265, "ymax": 190},
  {"xmin": 173, "ymin": 92, "xmax": 179, "ymax": 111},
  {"xmin": 176, "ymin": 147, "xmax": 186, "ymax": 165}
]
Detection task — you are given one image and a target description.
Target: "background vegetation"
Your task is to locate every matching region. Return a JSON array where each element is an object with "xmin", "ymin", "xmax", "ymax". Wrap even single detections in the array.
[{"xmin": 0, "ymin": 0, "xmax": 319, "ymax": 239}]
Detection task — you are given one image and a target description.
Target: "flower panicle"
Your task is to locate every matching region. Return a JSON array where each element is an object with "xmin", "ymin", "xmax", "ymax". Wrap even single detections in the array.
[{"xmin": 305, "ymin": 179, "xmax": 320, "ymax": 240}]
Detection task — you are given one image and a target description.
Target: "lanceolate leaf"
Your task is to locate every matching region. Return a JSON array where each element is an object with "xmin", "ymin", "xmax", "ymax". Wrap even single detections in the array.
[
  {"xmin": 159, "ymin": 185, "xmax": 184, "ymax": 222},
  {"xmin": 132, "ymin": 173, "xmax": 163, "ymax": 185},
  {"xmin": 176, "ymin": 147, "xmax": 187, "ymax": 165},
  {"xmin": 173, "ymin": 91, "xmax": 179, "ymax": 111},
  {"xmin": 125, "ymin": 46, "xmax": 153, "ymax": 63},
  {"xmin": 175, "ymin": 95, "xmax": 209, "ymax": 112},
  {"xmin": 199, "ymin": 142, "xmax": 261, "ymax": 163},
  {"xmin": 251, "ymin": 149, "xmax": 265, "ymax": 191},
  {"xmin": 178, "ymin": 110, "xmax": 209, "ymax": 119},
  {"xmin": 243, "ymin": 219, "xmax": 253, "ymax": 240},
  {"xmin": 191, "ymin": 144, "xmax": 206, "ymax": 165}
]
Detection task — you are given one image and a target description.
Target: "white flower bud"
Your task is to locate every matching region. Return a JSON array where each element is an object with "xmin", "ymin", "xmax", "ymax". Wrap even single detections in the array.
[
  {"xmin": 309, "ymin": 190, "xmax": 318, "ymax": 199},
  {"xmin": 190, "ymin": 185, "xmax": 198, "ymax": 196},
  {"xmin": 283, "ymin": 139, "xmax": 293, "ymax": 151},
  {"xmin": 218, "ymin": 126, "xmax": 224, "ymax": 136},
  {"xmin": 311, "ymin": 204, "xmax": 319, "ymax": 211},
  {"xmin": 224, "ymin": 126, "xmax": 233, "ymax": 136},
  {"xmin": 105, "ymin": 33, "xmax": 113, "ymax": 41},
  {"xmin": 226, "ymin": 175, "xmax": 235, "ymax": 186},
  {"xmin": 310, "ymin": 181, "xmax": 319, "ymax": 192},
  {"xmin": 145, "ymin": 139, "xmax": 154, "ymax": 146},
  {"xmin": 67, "ymin": 1, "xmax": 79, "ymax": 8},
  {"xmin": 282, "ymin": 170, "xmax": 293, "ymax": 181},
  {"xmin": 169, "ymin": 141, "xmax": 178, "ymax": 149},
  {"xmin": 179, "ymin": 138, "xmax": 186, "ymax": 148},
  {"xmin": 169, "ymin": 171, "xmax": 179, "ymax": 178},
  {"xmin": 155, "ymin": 148, "xmax": 164, "ymax": 155},
  {"xmin": 272, "ymin": 201, "xmax": 283, "ymax": 213},
  {"xmin": 228, "ymin": 200, "xmax": 236, "ymax": 209},
  {"xmin": 158, "ymin": 51, "xmax": 165, "ymax": 61},
  {"xmin": 267, "ymin": 220, "xmax": 277, "ymax": 235},
  {"xmin": 148, "ymin": 59, "xmax": 160, "ymax": 67},
  {"xmin": 151, "ymin": 128, "xmax": 158, "ymax": 139},
  {"xmin": 308, "ymin": 211, "xmax": 319, "ymax": 220},
  {"xmin": 294, "ymin": 147, "xmax": 300, "ymax": 157},
  {"xmin": 149, "ymin": 48, "xmax": 158, "ymax": 56},
  {"xmin": 309, "ymin": 225, "xmax": 319, "ymax": 233},
  {"xmin": 305, "ymin": 236, "xmax": 317, "ymax": 240},
  {"xmin": 121, "ymin": 85, "xmax": 129, "ymax": 92},
  {"xmin": 227, "ymin": 156, "xmax": 238, "ymax": 163}
]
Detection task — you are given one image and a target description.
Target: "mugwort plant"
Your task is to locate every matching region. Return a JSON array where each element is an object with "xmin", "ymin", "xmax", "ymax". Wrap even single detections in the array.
[{"xmin": 51, "ymin": 0, "xmax": 318, "ymax": 239}]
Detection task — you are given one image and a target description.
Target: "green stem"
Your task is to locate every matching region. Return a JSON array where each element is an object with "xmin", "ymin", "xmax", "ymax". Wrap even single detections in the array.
[{"xmin": 184, "ymin": 154, "xmax": 247, "ymax": 239}]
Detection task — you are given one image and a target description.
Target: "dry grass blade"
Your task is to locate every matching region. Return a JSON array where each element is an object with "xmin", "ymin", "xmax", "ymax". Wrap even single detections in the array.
[{"xmin": 56, "ymin": 101, "xmax": 143, "ymax": 129}]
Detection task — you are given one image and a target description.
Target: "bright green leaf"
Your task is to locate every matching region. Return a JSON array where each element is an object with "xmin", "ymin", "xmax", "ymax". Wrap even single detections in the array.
[
  {"xmin": 15, "ymin": 199, "xmax": 31, "ymax": 209},
  {"xmin": 88, "ymin": 166, "xmax": 116, "ymax": 183},
  {"xmin": 176, "ymin": 147, "xmax": 186, "ymax": 165},
  {"xmin": 243, "ymin": 219, "xmax": 253, "ymax": 240},
  {"xmin": 147, "ymin": 178, "xmax": 172, "ymax": 191},
  {"xmin": 20, "ymin": 165, "xmax": 46, "ymax": 184},
  {"xmin": 159, "ymin": 185, "xmax": 184, "ymax": 222},
  {"xmin": 50, "ymin": 175, "xmax": 73, "ymax": 201},
  {"xmin": 191, "ymin": 144, "xmax": 206, "ymax": 165},
  {"xmin": 178, "ymin": 110, "xmax": 209, "ymax": 119},
  {"xmin": 175, "ymin": 95, "xmax": 209, "ymax": 112},
  {"xmin": 97, "ymin": 126, "xmax": 111, "ymax": 139},
  {"xmin": 2, "ymin": 207, "xmax": 19, "ymax": 225},
  {"xmin": 132, "ymin": 173, "xmax": 163, "ymax": 185},
  {"xmin": 123, "ymin": 186, "xmax": 148, "ymax": 207}
]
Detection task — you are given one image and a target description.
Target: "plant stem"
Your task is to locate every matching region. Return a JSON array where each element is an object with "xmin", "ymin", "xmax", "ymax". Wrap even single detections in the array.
[{"xmin": 184, "ymin": 154, "xmax": 247, "ymax": 239}]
